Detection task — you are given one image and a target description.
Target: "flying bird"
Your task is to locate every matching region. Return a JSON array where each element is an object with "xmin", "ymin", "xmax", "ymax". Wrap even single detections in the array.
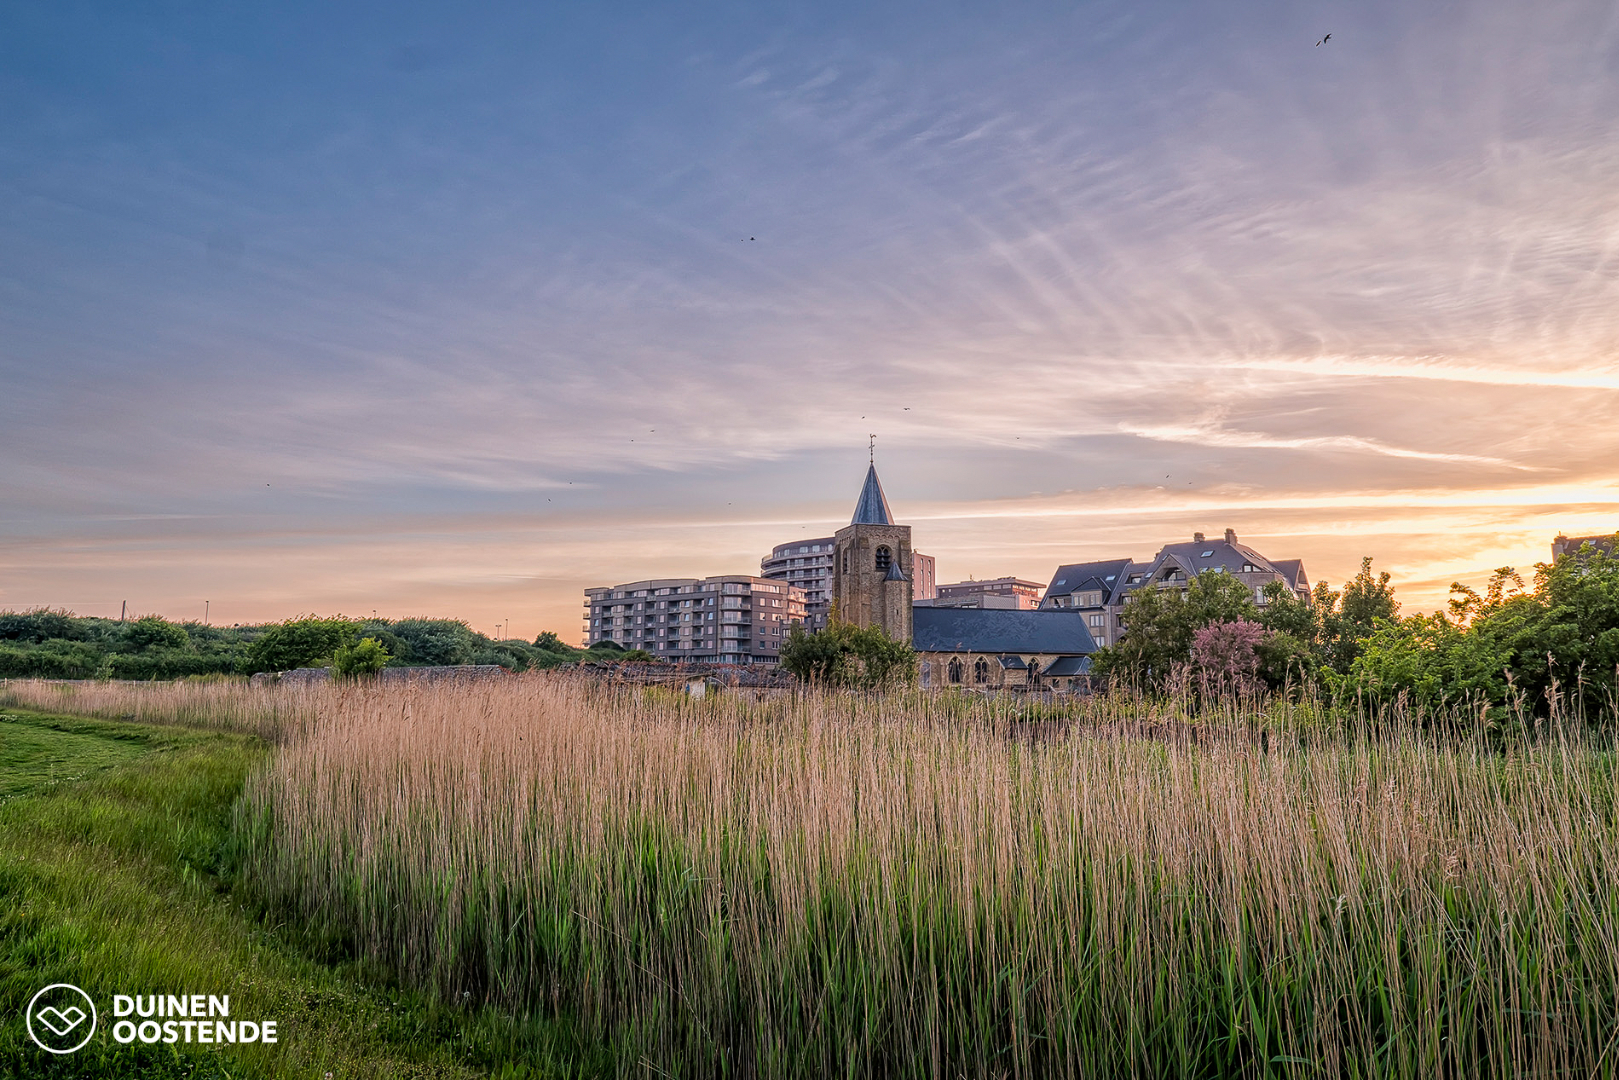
[{"xmin": 1316, "ymin": 33, "xmax": 1331, "ymax": 45}]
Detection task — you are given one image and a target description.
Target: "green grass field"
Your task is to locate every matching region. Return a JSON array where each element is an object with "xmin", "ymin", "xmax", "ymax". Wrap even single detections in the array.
[{"xmin": 0, "ymin": 708, "xmax": 604, "ymax": 1080}]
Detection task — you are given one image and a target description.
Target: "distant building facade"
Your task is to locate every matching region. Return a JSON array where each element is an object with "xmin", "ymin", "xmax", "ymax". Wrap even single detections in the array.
[
  {"xmin": 583, "ymin": 575, "xmax": 805, "ymax": 664},
  {"xmin": 921, "ymin": 577, "xmax": 1043, "ymax": 610},
  {"xmin": 762, "ymin": 536, "xmax": 836, "ymax": 630},
  {"xmin": 831, "ymin": 463, "xmax": 913, "ymax": 643},
  {"xmin": 763, "ymin": 536, "xmax": 934, "ymax": 630},
  {"xmin": 914, "ymin": 607, "xmax": 1098, "ymax": 692},
  {"xmin": 1039, "ymin": 529, "xmax": 1310, "ymax": 649},
  {"xmin": 1552, "ymin": 531, "xmax": 1617, "ymax": 561},
  {"xmin": 912, "ymin": 552, "xmax": 937, "ymax": 601}
]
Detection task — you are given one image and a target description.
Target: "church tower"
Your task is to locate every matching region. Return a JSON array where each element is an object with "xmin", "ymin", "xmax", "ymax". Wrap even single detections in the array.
[{"xmin": 831, "ymin": 459, "xmax": 913, "ymax": 643}]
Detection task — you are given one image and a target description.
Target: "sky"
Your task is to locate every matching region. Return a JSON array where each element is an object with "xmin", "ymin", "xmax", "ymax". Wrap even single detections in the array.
[{"xmin": 3, "ymin": 0, "xmax": 1618, "ymax": 640}]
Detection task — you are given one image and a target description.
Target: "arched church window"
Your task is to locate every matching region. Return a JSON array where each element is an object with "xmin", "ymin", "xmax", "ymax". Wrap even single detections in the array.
[
  {"xmin": 875, "ymin": 546, "xmax": 892, "ymax": 571},
  {"xmin": 973, "ymin": 658, "xmax": 990, "ymax": 684},
  {"xmin": 947, "ymin": 658, "xmax": 964, "ymax": 684}
]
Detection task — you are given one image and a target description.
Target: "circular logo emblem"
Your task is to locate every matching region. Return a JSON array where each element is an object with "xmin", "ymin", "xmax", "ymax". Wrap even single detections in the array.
[{"xmin": 26, "ymin": 983, "xmax": 97, "ymax": 1054}]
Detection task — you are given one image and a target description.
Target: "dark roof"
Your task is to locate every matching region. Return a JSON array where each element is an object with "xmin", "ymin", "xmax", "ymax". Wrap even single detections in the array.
[
  {"xmin": 1113, "ymin": 539, "xmax": 1306, "ymax": 599},
  {"xmin": 1269, "ymin": 558, "xmax": 1307, "ymax": 591},
  {"xmin": 851, "ymin": 464, "xmax": 895, "ymax": 525},
  {"xmin": 1042, "ymin": 655, "xmax": 1093, "ymax": 677},
  {"xmin": 1041, "ymin": 558, "xmax": 1135, "ymax": 605},
  {"xmin": 998, "ymin": 655, "xmax": 1027, "ymax": 669},
  {"xmin": 884, "ymin": 559, "xmax": 908, "ymax": 581},
  {"xmin": 912, "ymin": 607, "xmax": 1097, "ymax": 655}
]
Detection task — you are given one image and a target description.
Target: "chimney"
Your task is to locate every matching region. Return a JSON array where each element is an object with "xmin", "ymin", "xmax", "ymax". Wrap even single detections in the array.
[
  {"xmin": 1192, "ymin": 532, "xmax": 1205, "ymax": 543},
  {"xmin": 1224, "ymin": 528, "xmax": 1237, "ymax": 544}
]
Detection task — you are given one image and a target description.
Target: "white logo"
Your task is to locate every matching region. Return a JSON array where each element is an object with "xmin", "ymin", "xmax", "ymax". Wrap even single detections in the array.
[{"xmin": 26, "ymin": 983, "xmax": 98, "ymax": 1054}]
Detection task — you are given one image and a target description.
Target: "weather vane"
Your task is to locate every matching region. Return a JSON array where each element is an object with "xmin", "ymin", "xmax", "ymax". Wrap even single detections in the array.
[{"xmin": 869, "ymin": 433, "xmax": 876, "ymax": 464}]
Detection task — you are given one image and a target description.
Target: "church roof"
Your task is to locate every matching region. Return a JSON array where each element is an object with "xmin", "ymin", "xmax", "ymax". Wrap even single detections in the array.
[
  {"xmin": 912, "ymin": 607, "xmax": 1097, "ymax": 655},
  {"xmin": 851, "ymin": 464, "xmax": 895, "ymax": 525}
]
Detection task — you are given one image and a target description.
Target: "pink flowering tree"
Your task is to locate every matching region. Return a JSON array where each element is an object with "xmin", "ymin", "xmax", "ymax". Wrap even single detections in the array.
[{"xmin": 1190, "ymin": 619, "xmax": 1268, "ymax": 699}]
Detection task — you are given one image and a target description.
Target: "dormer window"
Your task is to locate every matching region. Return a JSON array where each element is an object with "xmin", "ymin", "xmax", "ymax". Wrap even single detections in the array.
[{"xmin": 1242, "ymin": 563, "xmax": 1256, "ymax": 573}]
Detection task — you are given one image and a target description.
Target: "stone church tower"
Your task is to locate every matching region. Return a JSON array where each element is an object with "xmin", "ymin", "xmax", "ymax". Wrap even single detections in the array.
[{"xmin": 831, "ymin": 462, "xmax": 913, "ymax": 643}]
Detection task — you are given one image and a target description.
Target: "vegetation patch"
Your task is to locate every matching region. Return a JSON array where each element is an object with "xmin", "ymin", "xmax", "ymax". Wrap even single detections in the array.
[{"xmin": 0, "ymin": 707, "xmax": 602, "ymax": 1079}]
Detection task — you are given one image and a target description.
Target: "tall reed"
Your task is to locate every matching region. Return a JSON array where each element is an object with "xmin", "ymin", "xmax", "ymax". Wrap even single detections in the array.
[
  {"xmin": 0, "ymin": 677, "xmax": 318, "ymax": 741},
  {"xmin": 231, "ymin": 676, "xmax": 1619, "ymax": 1077}
]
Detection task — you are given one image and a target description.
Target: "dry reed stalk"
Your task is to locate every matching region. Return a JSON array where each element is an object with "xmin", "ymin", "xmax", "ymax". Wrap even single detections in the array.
[
  {"xmin": 11, "ymin": 674, "xmax": 1616, "ymax": 1076},
  {"xmin": 220, "ymin": 676, "xmax": 1619, "ymax": 1078}
]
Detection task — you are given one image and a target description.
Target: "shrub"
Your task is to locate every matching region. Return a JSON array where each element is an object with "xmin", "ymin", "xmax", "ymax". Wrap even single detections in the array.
[
  {"xmin": 121, "ymin": 615, "xmax": 190, "ymax": 651},
  {"xmin": 240, "ymin": 616, "xmax": 360, "ymax": 674},
  {"xmin": 333, "ymin": 637, "xmax": 391, "ymax": 677},
  {"xmin": 779, "ymin": 620, "xmax": 915, "ymax": 688}
]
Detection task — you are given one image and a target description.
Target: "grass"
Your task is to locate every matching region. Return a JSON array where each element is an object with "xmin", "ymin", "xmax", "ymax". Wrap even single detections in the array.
[{"xmin": 0, "ymin": 706, "xmax": 603, "ymax": 1079}]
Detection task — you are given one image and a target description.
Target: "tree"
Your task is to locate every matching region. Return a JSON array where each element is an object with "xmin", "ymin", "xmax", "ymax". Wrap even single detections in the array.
[
  {"xmin": 1189, "ymin": 619, "xmax": 1267, "ymax": 698},
  {"xmin": 333, "ymin": 636, "xmax": 391, "ymax": 677},
  {"xmin": 779, "ymin": 620, "xmax": 916, "ymax": 689},
  {"xmin": 1092, "ymin": 571, "xmax": 1259, "ymax": 691},
  {"xmin": 534, "ymin": 630, "xmax": 567, "ymax": 652},
  {"xmin": 241, "ymin": 616, "xmax": 360, "ymax": 674},
  {"xmin": 1327, "ymin": 557, "xmax": 1399, "ymax": 672},
  {"xmin": 1346, "ymin": 542, "xmax": 1619, "ymax": 720}
]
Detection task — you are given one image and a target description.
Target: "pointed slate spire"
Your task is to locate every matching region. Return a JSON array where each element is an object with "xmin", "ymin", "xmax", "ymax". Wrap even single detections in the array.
[{"xmin": 851, "ymin": 463, "xmax": 895, "ymax": 525}]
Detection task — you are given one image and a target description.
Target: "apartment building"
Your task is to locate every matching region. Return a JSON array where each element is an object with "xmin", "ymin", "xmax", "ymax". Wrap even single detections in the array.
[
  {"xmin": 1039, "ymin": 529, "xmax": 1310, "ymax": 648},
  {"xmin": 583, "ymin": 575, "xmax": 806, "ymax": 664},
  {"xmin": 761, "ymin": 537, "xmax": 836, "ymax": 629},
  {"xmin": 921, "ymin": 576, "xmax": 1043, "ymax": 610}
]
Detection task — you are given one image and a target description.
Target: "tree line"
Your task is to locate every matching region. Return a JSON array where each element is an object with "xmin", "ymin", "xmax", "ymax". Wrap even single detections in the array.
[
  {"xmin": 1092, "ymin": 535, "xmax": 1619, "ymax": 720},
  {"xmin": 0, "ymin": 611, "xmax": 600, "ymax": 679}
]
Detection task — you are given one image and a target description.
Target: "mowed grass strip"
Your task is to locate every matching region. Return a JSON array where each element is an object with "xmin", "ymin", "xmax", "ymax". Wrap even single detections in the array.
[{"xmin": 0, "ymin": 708, "xmax": 604, "ymax": 1080}]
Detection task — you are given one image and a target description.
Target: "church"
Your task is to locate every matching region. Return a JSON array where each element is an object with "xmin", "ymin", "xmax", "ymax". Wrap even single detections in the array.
[{"xmin": 830, "ymin": 462, "xmax": 1099, "ymax": 692}]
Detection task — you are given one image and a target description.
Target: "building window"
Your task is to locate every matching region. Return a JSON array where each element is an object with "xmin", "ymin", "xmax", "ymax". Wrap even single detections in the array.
[
  {"xmin": 875, "ymin": 546, "xmax": 892, "ymax": 571},
  {"xmin": 947, "ymin": 658, "xmax": 964, "ymax": 683},
  {"xmin": 973, "ymin": 658, "xmax": 990, "ymax": 684}
]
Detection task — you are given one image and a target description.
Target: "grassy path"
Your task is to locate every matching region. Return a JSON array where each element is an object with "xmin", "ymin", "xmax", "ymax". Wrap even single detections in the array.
[{"xmin": 0, "ymin": 709, "xmax": 600, "ymax": 1080}]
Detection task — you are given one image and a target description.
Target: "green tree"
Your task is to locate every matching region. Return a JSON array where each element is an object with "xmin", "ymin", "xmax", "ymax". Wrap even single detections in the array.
[
  {"xmin": 333, "ymin": 637, "xmax": 392, "ymax": 677},
  {"xmin": 780, "ymin": 620, "xmax": 916, "ymax": 689},
  {"xmin": 1092, "ymin": 571, "xmax": 1259, "ymax": 691},
  {"xmin": 241, "ymin": 616, "xmax": 360, "ymax": 674},
  {"xmin": 1327, "ymin": 557, "xmax": 1399, "ymax": 673}
]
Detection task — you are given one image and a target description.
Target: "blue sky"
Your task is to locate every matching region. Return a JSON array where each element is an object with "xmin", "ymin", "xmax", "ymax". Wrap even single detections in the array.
[{"xmin": 4, "ymin": 0, "xmax": 1618, "ymax": 637}]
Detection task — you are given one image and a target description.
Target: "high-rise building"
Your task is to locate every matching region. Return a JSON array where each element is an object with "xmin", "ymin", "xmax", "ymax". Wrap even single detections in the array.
[
  {"xmin": 583, "ymin": 575, "xmax": 806, "ymax": 664},
  {"xmin": 761, "ymin": 536, "xmax": 836, "ymax": 630},
  {"xmin": 831, "ymin": 463, "xmax": 913, "ymax": 642}
]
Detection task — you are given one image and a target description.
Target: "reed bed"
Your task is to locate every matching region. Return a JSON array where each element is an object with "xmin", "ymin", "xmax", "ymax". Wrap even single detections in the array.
[
  {"xmin": 0, "ymin": 676, "xmax": 319, "ymax": 741},
  {"xmin": 217, "ymin": 676, "xmax": 1619, "ymax": 1078}
]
